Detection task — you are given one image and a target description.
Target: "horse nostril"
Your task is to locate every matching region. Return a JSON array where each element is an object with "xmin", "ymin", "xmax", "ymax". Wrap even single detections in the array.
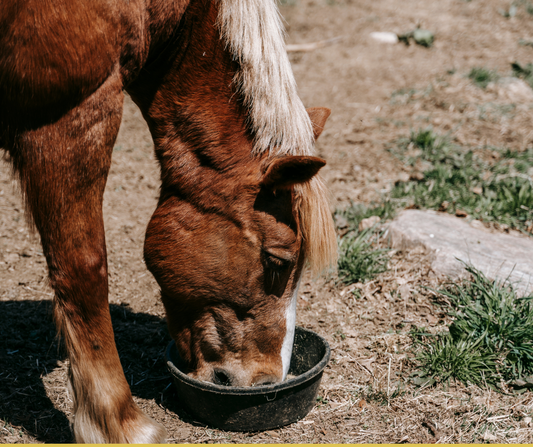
[
  {"xmin": 252, "ymin": 374, "xmax": 280, "ymax": 387},
  {"xmin": 213, "ymin": 369, "xmax": 232, "ymax": 386}
]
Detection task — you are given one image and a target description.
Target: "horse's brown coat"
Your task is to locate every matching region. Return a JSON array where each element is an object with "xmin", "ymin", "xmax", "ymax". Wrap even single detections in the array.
[{"xmin": 0, "ymin": 0, "xmax": 334, "ymax": 442}]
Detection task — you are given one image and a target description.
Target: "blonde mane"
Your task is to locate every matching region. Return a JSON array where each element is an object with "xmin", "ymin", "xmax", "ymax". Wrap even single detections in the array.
[{"xmin": 217, "ymin": 0, "xmax": 337, "ymax": 274}]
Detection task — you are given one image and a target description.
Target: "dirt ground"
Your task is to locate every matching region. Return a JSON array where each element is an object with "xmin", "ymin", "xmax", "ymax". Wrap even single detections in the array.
[{"xmin": 3, "ymin": 0, "xmax": 533, "ymax": 443}]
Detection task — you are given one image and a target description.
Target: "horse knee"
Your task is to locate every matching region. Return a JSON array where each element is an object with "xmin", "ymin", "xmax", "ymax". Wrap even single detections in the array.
[{"xmin": 48, "ymin": 248, "xmax": 107, "ymax": 299}]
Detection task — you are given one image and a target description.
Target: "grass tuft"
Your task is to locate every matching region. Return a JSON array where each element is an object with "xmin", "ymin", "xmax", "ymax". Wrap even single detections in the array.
[
  {"xmin": 511, "ymin": 61, "xmax": 533, "ymax": 88},
  {"xmin": 412, "ymin": 329, "xmax": 497, "ymax": 388},
  {"xmin": 334, "ymin": 202, "xmax": 394, "ymax": 285},
  {"xmin": 337, "ymin": 228, "xmax": 390, "ymax": 285},
  {"xmin": 411, "ymin": 265, "xmax": 533, "ymax": 390},
  {"xmin": 468, "ymin": 67, "xmax": 500, "ymax": 89}
]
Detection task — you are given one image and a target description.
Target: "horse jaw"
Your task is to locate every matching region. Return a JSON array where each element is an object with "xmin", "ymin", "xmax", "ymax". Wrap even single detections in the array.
[{"xmin": 280, "ymin": 276, "xmax": 301, "ymax": 379}]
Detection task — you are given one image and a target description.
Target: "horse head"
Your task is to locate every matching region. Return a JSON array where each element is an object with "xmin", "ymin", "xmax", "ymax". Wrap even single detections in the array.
[{"xmin": 144, "ymin": 109, "xmax": 334, "ymax": 387}]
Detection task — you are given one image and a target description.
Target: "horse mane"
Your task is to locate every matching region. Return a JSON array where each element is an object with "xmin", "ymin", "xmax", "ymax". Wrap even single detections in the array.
[{"xmin": 217, "ymin": 0, "xmax": 337, "ymax": 275}]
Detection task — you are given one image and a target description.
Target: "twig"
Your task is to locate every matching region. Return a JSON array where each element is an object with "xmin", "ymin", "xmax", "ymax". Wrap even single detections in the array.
[
  {"xmin": 387, "ymin": 355, "xmax": 392, "ymax": 404},
  {"xmin": 286, "ymin": 36, "xmax": 344, "ymax": 52}
]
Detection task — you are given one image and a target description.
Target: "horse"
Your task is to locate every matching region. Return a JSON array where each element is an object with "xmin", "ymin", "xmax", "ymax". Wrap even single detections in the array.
[{"xmin": 0, "ymin": 0, "xmax": 337, "ymax": 442}]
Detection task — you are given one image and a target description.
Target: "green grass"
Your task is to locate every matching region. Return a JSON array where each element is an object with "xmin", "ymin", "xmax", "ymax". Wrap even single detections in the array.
[
  {"xmin": 388, "ymin": 128, "xmax": 533, "ymax": 234},
  {"xmin": 511, "ymin": 61, "xmax": 533, "ymax": 88},
  {"xmin": 468, "ymin": 67, "xmax": 500, "ymax": 89},
  {"xmin": 337, "ymin": 228, "xmax": 390, "ymax": 285},
  {"xmin": 334, "ymin": 202, "xmax": 394, "ymax": 285},
  {"xmin": 411, "ymin": 265, "xmax": 533, "ymax": 390}
]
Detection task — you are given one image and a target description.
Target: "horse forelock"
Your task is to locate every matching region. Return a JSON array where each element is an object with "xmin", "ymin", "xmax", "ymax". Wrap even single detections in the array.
[{"xmin": 216, "ymin": 0, "xmax": 314, "ymax": 156}]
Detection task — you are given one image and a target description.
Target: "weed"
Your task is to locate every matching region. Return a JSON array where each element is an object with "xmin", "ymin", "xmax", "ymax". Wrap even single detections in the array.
[
  {"xmin": 411, "ymin": 265, "xmax": 533, "ymax": 389},
  {"xmin": 335, "ymin": 329, "xmax": 347, "ymax": 340},
  {"xmin": 511, "ymin": 61, "xmax": 533, "ymax": 88},
  {"xmin": 499, "ymin": 3, "xmax": 518, "ymax": 17},
  {"xmin": 316, "ymin": 395, "xmax": 329, "ymax": 405},
  {"xmin": 412, "ymin": 330, "xmax": 498, "ymax": 388},
  {"xmin": 337, "ymin": 228, "xmax": 390, "ymax": 285},
  {"xmin": 468, "ymin": 67, "xmax": 499, "ymax": 89}
]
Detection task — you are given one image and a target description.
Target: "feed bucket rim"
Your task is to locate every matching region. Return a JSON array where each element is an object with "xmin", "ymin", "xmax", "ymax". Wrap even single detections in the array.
[{"xmin": 165, "ymin": 326, "xmax": 330, "ymax": 396}]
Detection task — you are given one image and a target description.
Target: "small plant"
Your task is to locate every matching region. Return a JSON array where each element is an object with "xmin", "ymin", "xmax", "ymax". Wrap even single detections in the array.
[
  {"xmin": 412, "ymin": 329, "xmax": 497, "ymax": 388},
  {"xmin": 409, "ymin": 127, "xmax": 448, "ymax": 159},
  {"xmin": 316, "ymin": 395, "xmax": 329, "ymax": 405},
  {"xmin": 499, "ymin": 3, "xmax": 518, "ymax": 17},
  {"xmin": 511, "ymin": 61, "xmax": 533, "ymax": 88},
  {"xmin": 468, "ymin": 67, "xmax": 499, "ymax": 89},
  {"xmin": 411, "ymin": 265, "xmax": 533, "ymax": 390},
  {"xmin": 337, "ymin": 228, "xmax": 389, "ymax": 285}
]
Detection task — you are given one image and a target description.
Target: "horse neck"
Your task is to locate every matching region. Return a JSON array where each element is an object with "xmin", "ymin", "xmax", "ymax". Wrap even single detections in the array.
[{"xmin": 128, "ymin": 0, "xmax": 258, "ymax": 203}]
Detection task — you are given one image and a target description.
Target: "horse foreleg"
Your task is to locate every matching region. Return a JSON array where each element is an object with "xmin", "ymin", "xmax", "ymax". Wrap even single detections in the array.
[{"xmin": 9, "ymin": 72, "xmax": 166, "ymax": 443}]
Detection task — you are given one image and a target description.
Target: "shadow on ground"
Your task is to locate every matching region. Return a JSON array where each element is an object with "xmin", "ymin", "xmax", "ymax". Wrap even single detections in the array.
[{"xmin": 0, "ymin": 300, "xmax": 178, "ymax": 442}]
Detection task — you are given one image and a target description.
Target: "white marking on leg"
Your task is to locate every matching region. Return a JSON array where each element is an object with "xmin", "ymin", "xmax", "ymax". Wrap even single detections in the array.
[{"xmin": 280, "ymin": 277, "xmax": 301, "ymax": 380}]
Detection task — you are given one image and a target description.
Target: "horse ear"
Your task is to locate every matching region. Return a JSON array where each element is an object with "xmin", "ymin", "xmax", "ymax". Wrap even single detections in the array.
[
  {"xmin": 261, "ymin": 156, "xmax": 326, "ymax": 190},
  {"xmin": 307, "ymin": 107, "xmax": 331, "ymax": 140}
]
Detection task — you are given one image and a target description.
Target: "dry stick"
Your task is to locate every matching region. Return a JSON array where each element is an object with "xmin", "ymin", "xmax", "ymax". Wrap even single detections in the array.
[
  {"xmin": 286, "ymin": 36, "xmax": 344, "ymax": 52},
  {"xmin": 387, "ymin": 355, "xmax": 392, "ymax": 405}
]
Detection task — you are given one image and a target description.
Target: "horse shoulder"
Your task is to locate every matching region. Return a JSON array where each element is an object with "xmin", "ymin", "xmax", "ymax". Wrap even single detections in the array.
[{"xmin": 0, "ymin": 0, "xmax": 143, "ymax": 115}]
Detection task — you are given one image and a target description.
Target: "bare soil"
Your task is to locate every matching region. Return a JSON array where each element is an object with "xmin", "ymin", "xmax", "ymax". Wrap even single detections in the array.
[{"xmin": 3, "ymin": 0, "xmax": 533, "ymax": 443}]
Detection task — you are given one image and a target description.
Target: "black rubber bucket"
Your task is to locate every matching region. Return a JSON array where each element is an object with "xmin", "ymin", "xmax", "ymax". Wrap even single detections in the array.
[{"xmin": 165, "ymin": 326, "xmax": 330, "ymax": 431}]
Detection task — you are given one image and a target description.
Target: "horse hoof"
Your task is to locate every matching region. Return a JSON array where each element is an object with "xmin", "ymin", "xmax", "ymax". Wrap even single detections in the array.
[{"xmin": 74, "ymin": 410, "xmax": 167, "ymax": 443}]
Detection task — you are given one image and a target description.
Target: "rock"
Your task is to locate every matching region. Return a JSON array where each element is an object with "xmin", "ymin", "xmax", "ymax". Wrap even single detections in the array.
[
  {"xmin": 412, "ymin": 29, "xmax": 434, "ymax": 47},
  {"xmin": 398, "ymin": 29, "xmax": 435, "ymax": 47},
  {"xmin": 359, "ymin": 216, "xmax": 381, "ymax": 231},
  {"xmin": 483, "ymin": 432, "xmax": 498, "ymax": 442},
  {"xmin": 369, "ymin": 32, "xmax": 399, "ymax": 44},
  {"xmin": 334, "ymin": 214, "xmax": 348, "ymax": 229},
  {"xmin": 410, "ymin": 172, "xmax": 425, "ymax": 181},
  {"xmin": 397, "ymin": 172, "xmax": 410, "ymax": 183},
  {"xmin": 492, "ymin": 77, "xmax": 533, "ymax": 103},
  {"xmin": 389, "ymin": 210, "xmax": 533, "ymax": 294},
  {"xmin": 469, "ymin": 219, "xmax": 486, "ymax": 231}
]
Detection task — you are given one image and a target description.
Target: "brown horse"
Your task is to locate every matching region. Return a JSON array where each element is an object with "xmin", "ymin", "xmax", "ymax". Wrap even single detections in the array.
[{"xmin": 0, "ymin": 0, "xmax": 337, "ymax": 442}]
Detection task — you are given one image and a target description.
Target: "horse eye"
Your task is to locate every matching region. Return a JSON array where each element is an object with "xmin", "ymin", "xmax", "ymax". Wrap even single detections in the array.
[{"xmin": 263, "ymin": 252, "xmax": 291, "ymax": 271}]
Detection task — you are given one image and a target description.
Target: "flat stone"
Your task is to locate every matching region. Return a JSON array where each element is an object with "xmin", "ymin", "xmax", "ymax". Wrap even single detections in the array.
[
  {"xmin": 359, "ymin": 215, "xmax": 381, "ymax": 231},
  {"xmin": 487, "ymin": 77, "xmax": 533, "ymax": 103},
  {"xmin": 369, "ymin": 32, "xmax": 399, "ymax": 44},
  {"xmin": 388, "ymin": 209, "xmax": 533, "ymax": 294}
]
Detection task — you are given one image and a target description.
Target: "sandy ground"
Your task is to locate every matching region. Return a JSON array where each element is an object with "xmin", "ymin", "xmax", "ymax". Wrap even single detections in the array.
[{"xmin": 3, "ymin": 0, "xmax": 533, "ymax": 443}]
